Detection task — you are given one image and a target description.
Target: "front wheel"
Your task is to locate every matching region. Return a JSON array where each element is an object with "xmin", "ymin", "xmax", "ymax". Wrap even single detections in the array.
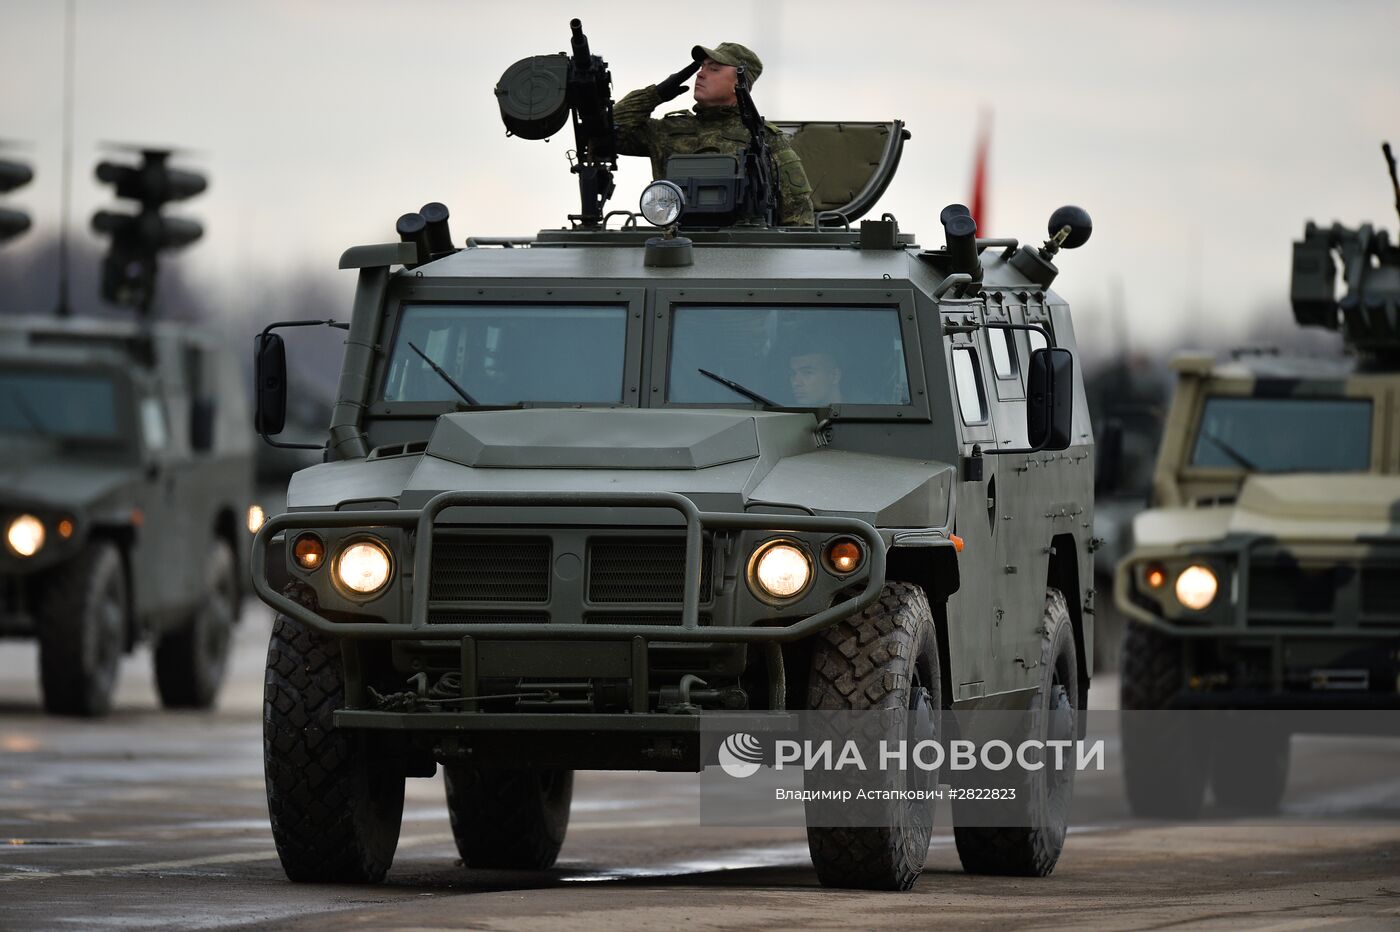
[
  {"xmin": 444, "ymin": 766, "xmax": 573, "ymax": 870},
  {"xmin": 1211, "ymin": 719, "xmax": 1290, "ymax": 814},
  {"xmin": 1119, "ymin": 620, "xmax": 1208, "ymax": 819},
  {"xmin": 154, "ymin": 538, "xmax": 238, "ymax": 708},
  {"xmin": 804, "ymin": 581, "xmax": 942, "ymax": 892},
  {"xmin": 264, "ymin": 614, "xmax": 404, "ymax": 883},
  {"xmin": 37, "ymin": 540, "xmax": 127, "ymax": 717}
]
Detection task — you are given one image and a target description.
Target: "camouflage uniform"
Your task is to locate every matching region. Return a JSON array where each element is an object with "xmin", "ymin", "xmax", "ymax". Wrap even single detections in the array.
[{"xmin": 614, "ymin": 87, "xmax": 815, "ymax": 227}]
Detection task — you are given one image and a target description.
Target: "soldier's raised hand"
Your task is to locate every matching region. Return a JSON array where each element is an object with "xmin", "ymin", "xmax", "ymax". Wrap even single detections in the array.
[{"xmin": 656, "ymin": 60, "xmax": 702, "ymax": 102}]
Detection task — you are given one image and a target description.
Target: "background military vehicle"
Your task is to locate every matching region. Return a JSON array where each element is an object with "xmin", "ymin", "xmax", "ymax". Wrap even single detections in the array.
[
  {"xmin": 1, "ymin": 147, "xmax": 257, "ymax": 716},
  {"xmin": 0, "ymin": 316, "xmax": 257, "ymax": 714},
  {"xmin": 251, "ymin": 21, "xmax": 1097, "ymax": 891},
  {"xmin": 1114, "ymin": 143, "xmax": 1400, "ymax": 818}
]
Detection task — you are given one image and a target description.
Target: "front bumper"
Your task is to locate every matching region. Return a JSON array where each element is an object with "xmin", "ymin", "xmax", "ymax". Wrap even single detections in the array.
[{"xmin": 252, "ymin": 489, "xmax": 887, "ymax": 646}]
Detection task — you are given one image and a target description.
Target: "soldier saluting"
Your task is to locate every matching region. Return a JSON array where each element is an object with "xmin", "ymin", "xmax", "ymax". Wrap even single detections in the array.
[{"xmin": 614, "ymin": 43, "xmax": 815, "ymax": 227}]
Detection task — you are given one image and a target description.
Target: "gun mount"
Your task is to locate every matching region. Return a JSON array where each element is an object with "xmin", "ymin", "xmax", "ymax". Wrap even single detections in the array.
[
  {"xmin": 495, "ymin": 19, "xmax": 618, "ymax": 229},
  {"xmin": 1291, "ymin": 142, "xmax": 1400, "ymax": 368}
]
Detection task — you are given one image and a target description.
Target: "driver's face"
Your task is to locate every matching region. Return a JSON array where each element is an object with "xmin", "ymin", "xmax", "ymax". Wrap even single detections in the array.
[{"xmin": 789, "ymin": 353, "xmax": 841, "ymax": 406}]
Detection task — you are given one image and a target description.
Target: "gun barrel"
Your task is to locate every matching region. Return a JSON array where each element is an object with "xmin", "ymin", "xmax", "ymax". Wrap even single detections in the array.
[{"xmin": 570, "ymin": 18, "xmax": 590, "ymax": 64}]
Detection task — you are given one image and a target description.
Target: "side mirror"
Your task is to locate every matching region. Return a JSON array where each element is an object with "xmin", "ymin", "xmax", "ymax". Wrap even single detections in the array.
[
  {"xmin": 190, "ymin": 398, "xmax": 216, "ymax": 452},
  {"xmin": 254, "ymin": 332, "xmax": 287, "ymax": 436},
  {"xmin": 1027, "ymin": 347, "xmax": 1074, "ymax": 451}
]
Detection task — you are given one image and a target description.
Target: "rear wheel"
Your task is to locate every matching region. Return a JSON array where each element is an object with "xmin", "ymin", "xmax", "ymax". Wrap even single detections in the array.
[
  {"xmin": 443, "ymin": 766, "xmax": 573, "ymax": 870},
  {"xmin": 1119, "ymin": 620, "xmax": 1208, "ymax": 819},
  {"xmin": 154, "ymin": 538, "xmax": 238, "ymax": 708},
  {"xmin": 264, "ymin": 614, "xmax": 404, "ymax": 883},
  {"xmin": 953, "ymin": 588, "xmax": 1079, "ymax": 877},
  {"xmin": 804, "ymin": 581, "xmax": 942, "ymax": 892},
  {"xmin": 37, "ymin": 541, "xmax": 127, "ymax": 717}
]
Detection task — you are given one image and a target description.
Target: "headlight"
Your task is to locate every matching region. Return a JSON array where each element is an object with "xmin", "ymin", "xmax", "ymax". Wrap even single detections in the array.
[
  {"xmin": 336, "ymin": 540, "xmax": 392, "ymax": 595},
  {"xmin": 748, "ymin": 539, "xmax": 813, "ymax": 602},
  {"xmin": 6, "ymin": 515, "xmax": 45, "ymax": 557},
  {"xmin": 1174, "ymin": 564, "xmax": 1218, "ymax": 611},
  {"xmin": 639, "ymin": 180, "xmax": 685, "ymax": 226},
  {"xmin": 247, "ymin": 504, "xmax": 266, "ymax": 534}
]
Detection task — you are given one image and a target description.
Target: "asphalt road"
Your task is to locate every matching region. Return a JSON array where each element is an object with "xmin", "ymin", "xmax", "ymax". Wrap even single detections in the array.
[{"xmin": 2, "ymin": 604, "xmax": 1398, "ymax": 930}]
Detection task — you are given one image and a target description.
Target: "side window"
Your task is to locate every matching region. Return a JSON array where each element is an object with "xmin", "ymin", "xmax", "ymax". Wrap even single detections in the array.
[
  {"xmin": 952, "ymin": 346, "xmax": 988, "ymax": 425},
  {"xmin": 1028, "ymin": 324, "xmax": 1048, "ymax": 355},
  {"xmin": 140, "ymin": 396, "xmax": 169, "ymax": 452},
  {"xmin": 989, "ymin": 327, "xmax": 1018, "ymax": 379}
]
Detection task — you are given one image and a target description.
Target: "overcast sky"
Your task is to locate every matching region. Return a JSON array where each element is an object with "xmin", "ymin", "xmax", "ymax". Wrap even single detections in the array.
[{"xmin": 2, "ymin": 0, "xmax": 1397, "ymax": 349}]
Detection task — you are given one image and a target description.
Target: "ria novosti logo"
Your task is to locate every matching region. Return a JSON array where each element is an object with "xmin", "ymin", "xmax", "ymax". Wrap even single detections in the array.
[{"xmin": 718, "ymin": 732, "xmax": 764, "ymax": 778}]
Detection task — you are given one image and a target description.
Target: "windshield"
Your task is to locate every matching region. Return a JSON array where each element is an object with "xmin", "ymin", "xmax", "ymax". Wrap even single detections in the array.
[
  {"xmin": 0, "ymin": 370, "xmax": 121, "ymax": 440},
  {"xmin": 667, "ymin": 306, "xmax": 911, "ymax": 407},
  {"xmin": 1190, "ymin": 396, "xmax": 1372, "ymax": 472},
  {"xmin": 382, "ymin": 304, "xmax": 628, "ymax": 405}
]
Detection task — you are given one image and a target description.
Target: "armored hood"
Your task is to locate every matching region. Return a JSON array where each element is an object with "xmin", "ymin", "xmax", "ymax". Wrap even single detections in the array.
[{"xmin": 289, "ymin": 408, "xmax": 954, "ymax": 528}]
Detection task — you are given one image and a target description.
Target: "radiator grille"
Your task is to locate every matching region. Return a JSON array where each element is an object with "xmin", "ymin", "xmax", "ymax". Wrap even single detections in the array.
[
  {"xmin": 585, "ymin": 612, "xmax": 714, "ymax": 626},
  {"xmin": 430, "ymin": 537, "xmax": 551, "ymax": 602},
  {"xmin": 587, "ymin": 537, "xmax": 712, "ymax": 604},
  {"xmin": 1249, "ymin": 564, "xmax": 1340, "ymax": 616},
  {"xmin": 428, "ymin": 612, "xmax": 549, "ymax": 625}
]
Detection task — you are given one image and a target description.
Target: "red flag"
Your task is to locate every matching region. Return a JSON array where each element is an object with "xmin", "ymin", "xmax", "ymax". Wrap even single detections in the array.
[{"xmin": 969, "ymin": 112, "xmax": 991, "ymax": 234}]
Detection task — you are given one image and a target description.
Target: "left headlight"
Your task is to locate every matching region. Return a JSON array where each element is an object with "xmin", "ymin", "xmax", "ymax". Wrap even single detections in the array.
[
  {"xmin": 247, "ymin": 504, "xmax": 266, "ymax": 534},
  {"xmin": 336, "ymin": 539, "xmax": 392, "ymax": 595},
  {"xmin": 6, "ymin": 515, "xmax": 45, "ymax": 558},
  {"xmin": 1174, "ymin": 564, "xmax": 1218, "ymax": 611}
]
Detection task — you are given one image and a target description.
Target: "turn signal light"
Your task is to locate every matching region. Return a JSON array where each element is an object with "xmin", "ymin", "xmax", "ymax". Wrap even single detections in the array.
[
  {"xmin": 823, "ymin": 538, "xmax": 865, "ymax": 576},
  {"xmin": 293, "ymin": 533, "xmax": 325, "ymax": 570}
]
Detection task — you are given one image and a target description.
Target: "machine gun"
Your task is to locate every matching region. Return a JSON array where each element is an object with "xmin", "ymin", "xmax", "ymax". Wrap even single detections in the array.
[
  {"xmin": 733, "ymin": 67, "xmax": 776, "ymax": 227},
  {"xmin": 1290, "ymin": 141, "xmax": 1400, "ymax": 369},
  {"xmin": 495, "ymin": 18, "xmax": 618, "ymax": 228}
]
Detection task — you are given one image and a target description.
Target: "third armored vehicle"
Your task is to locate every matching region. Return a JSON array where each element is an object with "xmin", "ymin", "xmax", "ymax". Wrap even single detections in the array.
[
  {"xmin": 1115, "ymin": 145, "xmax": 1400, "ymax": 816},
  {"xmin": 251, "ymin": 23, "xmax": 1097, "ymax": 891}
]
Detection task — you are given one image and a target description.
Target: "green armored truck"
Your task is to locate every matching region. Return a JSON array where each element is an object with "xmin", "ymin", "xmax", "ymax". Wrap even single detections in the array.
[
  {"xmin": 251, "ymin": 22, "xmax": 1097, "ymax": 891},
  {"xmin": 0, "ymin": 315, "xmax": 256, "ymax": 715},
  {"xmin": 1115, "ymin": 146, "xmax": 1400, "ymax": 817}
]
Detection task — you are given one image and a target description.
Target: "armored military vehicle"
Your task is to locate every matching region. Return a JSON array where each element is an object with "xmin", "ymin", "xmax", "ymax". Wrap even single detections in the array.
[
  {"xmin": 251, "ymin": 21, "xmax": 1096, "ymax": 891},
  {"xmin": 0, "ymin": 316, "xmax": 257, "ymax": 714},
  {"xmin": 1115, "ymin": 144, "xmax": 1400, "ymax": 818}
]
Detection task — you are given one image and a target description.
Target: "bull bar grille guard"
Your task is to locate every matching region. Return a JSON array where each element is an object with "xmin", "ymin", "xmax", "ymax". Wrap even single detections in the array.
[{"xmin": 251, "ymin": 490, "xmax": 887, "ymax": 644}]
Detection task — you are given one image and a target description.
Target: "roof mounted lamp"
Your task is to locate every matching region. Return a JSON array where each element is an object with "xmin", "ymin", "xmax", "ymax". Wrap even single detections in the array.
[{"xmin": 641, "ymin": 180, "xmax": 693, "ymax": 267}]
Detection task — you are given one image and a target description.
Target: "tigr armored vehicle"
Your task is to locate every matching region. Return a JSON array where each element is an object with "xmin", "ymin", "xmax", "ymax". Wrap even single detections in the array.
[
  {"xmin": 251, "ymin": 23, "xmax": 1097, "ymax": 892},
  {"xmin": 1115, "ymin": 147, "xmax": 1400, "ymax": 817},
  {"xmin": 0, "ymin": 315, "xmax": 256, "ymax": 715}
]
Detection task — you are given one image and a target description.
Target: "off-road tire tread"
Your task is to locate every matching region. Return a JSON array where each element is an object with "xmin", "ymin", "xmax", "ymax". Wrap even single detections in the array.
[
  {"xmin": 805, "ymin": 581, "xmax": 937, "ymax": 892},
  {"xmin": 263, "ymin": 613, "xmax": 403, "ymax": 883},
  {"xmin": 443, "ymin": 766, "xmax": 573, "ymax": 870},
  {"xmin": 1118, "ymin": 619, "xmax": 1208, "ymax": 818},
  {"xmin": 37, "ymin": 541, "xmax": 125, "ymax": 717},
  {"xmin": 952, "ymin": 588, "xmax": 1075, "ymax": 877}
]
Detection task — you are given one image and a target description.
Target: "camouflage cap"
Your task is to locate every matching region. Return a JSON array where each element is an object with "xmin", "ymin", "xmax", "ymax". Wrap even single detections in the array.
[{"xmin": 691, "ymin": 42, "xmax": 763, "ymax": 84}]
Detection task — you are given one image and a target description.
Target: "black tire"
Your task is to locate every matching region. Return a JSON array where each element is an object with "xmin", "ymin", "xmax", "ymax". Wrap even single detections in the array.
[
  {"xmin": 953, "ymin": 588, "xmax": 1079, "ymax": 877},
  {"xmin": 443, "ymin": 766, "xmax": 573, "ymax": 870},
  {"xmin": 37, "ymin": 540, "xmax": 127, "ymax": 717},
  {"xmin": 154, "ymin": 538, "xmax": 238, "ymax": 709},
  {"xmin": 1119, "ymin": 620, "xmax": 1208, "ymax": 819},
  {"xmin": 804, "ymin": 581, "xmax": 942, "ymax": 892},
  {"xmin": 264, "ymin": 614, "xmax": 404, "ymax": 883},
  {"xmin": 1211, "ymin": 720, "xmax": 1290, "ymax": 814}
]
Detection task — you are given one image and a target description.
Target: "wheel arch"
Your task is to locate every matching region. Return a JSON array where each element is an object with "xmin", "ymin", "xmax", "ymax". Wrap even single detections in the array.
[
  {"xmin": 1047, "ymin": 532, "xmax": 1089, "ymax": 713},
  {"xmin": 885, "ymin": 544, "xmax": 958, "ymax": 708}
]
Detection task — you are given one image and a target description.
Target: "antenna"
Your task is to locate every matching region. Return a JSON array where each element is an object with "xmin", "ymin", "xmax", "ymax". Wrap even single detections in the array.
[
  {"xmin": 1383, "ymin": 141, "xmax": 1400, "ymax": 232},
  {"xmin": 55, "ymin": 0, "xmax": 76, "ymax": 318}
]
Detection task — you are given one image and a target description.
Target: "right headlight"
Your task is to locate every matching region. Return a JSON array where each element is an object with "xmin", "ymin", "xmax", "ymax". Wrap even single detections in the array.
[
  {"xmin": 6, "ymin": 514, "xmax": 45, "ymax": 558},
  {"xmin": 336, "ymin": 539, "xmax": 392, "ymax": 596},
  {"xmin": 1174, "ymin": 564, "xmax": 1218, "ymax": 611},
  {"xmin": 747, "ymin": 539, "xmax": 813, "ymax": 602}
]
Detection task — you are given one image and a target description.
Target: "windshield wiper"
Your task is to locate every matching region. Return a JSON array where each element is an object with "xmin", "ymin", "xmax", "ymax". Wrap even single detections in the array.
[
  {"xmin": 697, "ymin": 368, "xmax": 777, "ymax": 407},
  {"xmin": 1201, "ymin": 429, "xmax": 1259, "ymax": 471},
  {"xmin": 407, "ymin": 342, "xmax": 479, "ymax": 407}
]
